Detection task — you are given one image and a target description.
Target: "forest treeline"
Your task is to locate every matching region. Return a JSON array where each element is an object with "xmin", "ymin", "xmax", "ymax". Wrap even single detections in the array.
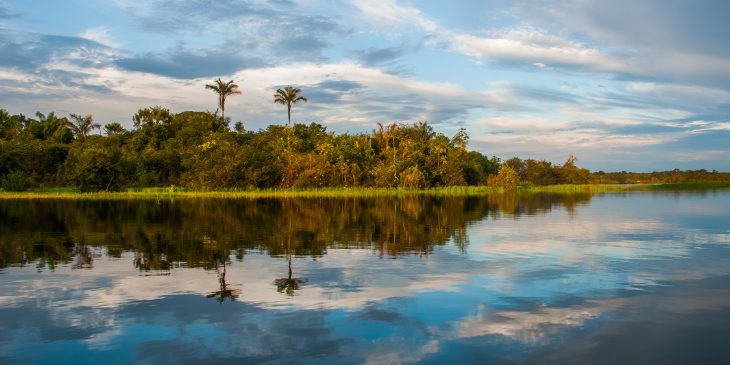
[
  {"xmin": 0, "ymin": 107, "xmax": 590, "ymax": 191},
  {"xmin": 593, "ymin": 169, "xmax": 730, "ymax": 184},
  {"xmin": 0, "ymin": 107, "xmax": 726, "ymax": 191}
]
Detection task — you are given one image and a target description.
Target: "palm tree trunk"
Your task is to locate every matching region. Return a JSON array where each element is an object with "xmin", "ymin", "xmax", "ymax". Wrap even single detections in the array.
[
  {"xmin": 287, "ymin": 102, "xmax": 292, "ymax": 187},
  {"xmin": 221, "ymin": 95, "xmax": 225, "ymax": 120}
]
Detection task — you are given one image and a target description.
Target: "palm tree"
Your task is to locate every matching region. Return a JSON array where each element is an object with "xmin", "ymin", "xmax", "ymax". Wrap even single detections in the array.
[
  {"xmin": 68, "ymin": 114, "xmax": 100, "ymax": 142},
  {"xmin": 273, "ymin": 86, "xmax": 308, "ymax": 187},
  {"xmin": 205, "ymin": 78, "xmax": 241, "ymax": 120},
  {"xmin": 273, "ymin": 86, "xmax": 308, "ymax": 128},
  {"xmin": 104, "ymin": 122, "xmax": 126, "ymax": 136}
]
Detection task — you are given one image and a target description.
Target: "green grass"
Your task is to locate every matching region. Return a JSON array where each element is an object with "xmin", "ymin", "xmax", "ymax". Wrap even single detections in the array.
[{"xmin": 1, "ymin": 182, "xmax": 728, "ymax": 200}]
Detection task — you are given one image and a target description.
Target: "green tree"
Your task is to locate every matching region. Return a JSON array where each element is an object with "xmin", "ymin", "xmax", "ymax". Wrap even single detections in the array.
[
  {"xmin": 28, "ymin": 112, "xmax": 71, "ymax": 142},
  {"xmin": 273, "ymin": 86, "xmax": 308, "ymax": 128},
  {"xmin": 205, "ymin": 78, "xmax": 241, "ymax": 120},
  {"xmin": 1, "ymin": 170, "xmax": 29, "ymax": 192},
  {"xmin": 104, "ymin": 122, "xmax": 127, "ymax": 136},
  {"xmin": 68, "ymin": 141, "xmax": 123, "ymax": 191},
  {"xmin": 67, "ymin": 114, "xmax": 100, "ymax": 142},
  {"xmin": 132, "ymin": 106, "xmax": 172, "ymax": 128},
  {"xmin": 0, "ymin": 109, "xmax": 22, "ymax": 140},
  {"xmin": 452, "ymin": 127, "xmax": 469, "ymax": 152}
]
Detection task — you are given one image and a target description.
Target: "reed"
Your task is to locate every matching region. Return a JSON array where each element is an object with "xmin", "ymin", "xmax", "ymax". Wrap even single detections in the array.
[{"xmin": 1, "ymin": 182, "xmax": 728, "ymax": 200}]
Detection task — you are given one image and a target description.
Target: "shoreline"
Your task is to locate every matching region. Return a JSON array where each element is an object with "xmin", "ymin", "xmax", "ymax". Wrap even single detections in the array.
[{"xmin": 1, "ymin": 182, "xmax": 729, "ymax": 200}]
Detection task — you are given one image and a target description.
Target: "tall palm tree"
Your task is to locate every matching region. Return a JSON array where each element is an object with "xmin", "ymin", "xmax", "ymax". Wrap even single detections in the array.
[
  {"xmin": 273, "ymin": 86, "xmax": 308, "ymax": 127},
  {"xmin": 68, "ymin": 113, "xmax": 100, "ymax": 142},
  {"xmin": 205, "ymin": 78, "xmax": 241, "ymax": 120}
]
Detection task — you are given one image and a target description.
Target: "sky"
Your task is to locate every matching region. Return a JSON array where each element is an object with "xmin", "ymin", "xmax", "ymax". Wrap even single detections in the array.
[{"xmin": 0, "ymin": 0, "xmax": 729, "ymax": 171}]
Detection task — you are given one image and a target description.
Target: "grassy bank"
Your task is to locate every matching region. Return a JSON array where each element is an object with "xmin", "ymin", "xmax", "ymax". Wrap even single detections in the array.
[{"xmin": 1, "ymin": 182, "xmax": 729, "ymax": 200}]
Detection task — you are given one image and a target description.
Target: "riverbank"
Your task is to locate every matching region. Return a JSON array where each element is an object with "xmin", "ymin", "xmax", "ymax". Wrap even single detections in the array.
[{"xmin": 1, "ymin": 182, "xmax": 729, "ymax": 200}]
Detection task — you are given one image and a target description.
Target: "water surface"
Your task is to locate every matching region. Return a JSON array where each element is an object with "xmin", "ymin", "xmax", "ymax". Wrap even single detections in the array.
[{"xmin": 1, "ymin": 192, "xmax": 729, "ymax": 364}]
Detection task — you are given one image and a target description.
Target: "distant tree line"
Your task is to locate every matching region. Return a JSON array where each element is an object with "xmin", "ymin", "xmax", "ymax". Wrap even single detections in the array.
[
  {"xmin": 0, "ymin": 107, "xmax": 723, "ymax": 192},
  {"xmin": 593, "ymin": 169, "xmax": 730, "ymax": 184}
]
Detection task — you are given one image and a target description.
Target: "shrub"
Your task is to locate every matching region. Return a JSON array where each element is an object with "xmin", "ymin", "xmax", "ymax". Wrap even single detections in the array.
[{"xmin": 2, "ymin": 170, "xmax": 30, "ymax": 192}]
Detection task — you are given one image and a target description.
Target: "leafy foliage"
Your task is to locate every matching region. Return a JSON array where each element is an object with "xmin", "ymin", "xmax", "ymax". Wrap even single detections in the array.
[
  {"xmin": 6, "ymin": 106, "xmax": 705, "ymax": 193},
  {"xmin": 67, "ymin": 114, "xmax": 100, "ymax": 141},
  {"xmin": 1, "ymin": 170, "xmax": 30, "ymax": 192},
  {"xmin": 489, "ymin": 165, "xmax": 520, "ymax": 191}
]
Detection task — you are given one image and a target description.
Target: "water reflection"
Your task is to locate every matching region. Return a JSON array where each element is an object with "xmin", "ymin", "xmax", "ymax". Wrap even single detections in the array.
[
  {"xmin": 206, "ymin": 260, "xmax": 241, "ymax": 302},
  {"xmin": 274, "ymin": 257, "xmax": 308, "ymax": 296},
  {"xmin": 1, "ymin": 191, "xmax": 729, "ymax": 364},
  {"xmin": 0, "ymin": 193, "xmax": 593, "ymax": 270}
]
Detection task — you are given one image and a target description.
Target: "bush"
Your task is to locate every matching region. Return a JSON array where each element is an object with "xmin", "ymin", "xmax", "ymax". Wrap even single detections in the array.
[
  {"xmin": 71, "ymin": 146, "xmax": 122, "ymax": 192},
  {"xmin": 489, "ymin": 165, "xmax": 520, "ymax": 191},
  {"xmin": 2, "ymin": 170, "xmax": 30, "ymax": 192}
]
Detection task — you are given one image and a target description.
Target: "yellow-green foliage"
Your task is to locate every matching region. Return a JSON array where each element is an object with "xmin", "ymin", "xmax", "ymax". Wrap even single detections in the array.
[{"xmin": 489, "ymin": 165, "xmax": 521, "ymax": 191}]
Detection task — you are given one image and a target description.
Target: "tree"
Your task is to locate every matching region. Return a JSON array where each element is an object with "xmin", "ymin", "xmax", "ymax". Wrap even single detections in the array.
[
  {"xmin": 68, "ymin": 141, "xmax": 122, "ymax": 191},
  {"xmin": 29, "ymin": 112, "xmax": 72, "ymax": 143},
  {"xmin": 234, "ymin": 121, "xmax": 245, "ymax": 133},
  {"xmin": 0, "ymin": 109, "xmax": 21, "ymax": 140},
  {"xmin": 274, "ymin": 86, "xmax": 308, "ymax": 187},
  {"xmin": 273, "ymin": 86, "xmax": 308, "ymax": 128},
  {"xmin": 132, "ymin": 106, "xmax": 172, "ymax": 128},
  {"xmin": 560, "ymin": 154, "xmax": 592, "ymax": 184},
  {"xmin": 489, "ymin": 164, "xmax": 520, "ymax": 191},
  {"xmin": 104, "ymin": 122, "xmax": 127, "ymax": 136},
  {"xmin": 205, "ymin": 78, "xmax": 241, "ymax": 120},
  {"xmin": 67, "ymin": 114, "xmax": 100, "ymax": 142},
  {"xmin": 452, "ymin": 127, "xmax": 469, "ymax": 152}
]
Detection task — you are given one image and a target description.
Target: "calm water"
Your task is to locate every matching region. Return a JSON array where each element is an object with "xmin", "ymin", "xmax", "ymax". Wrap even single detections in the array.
[{"xmin": 1, "ymin": 192, "xmax": 730, "ymax": 364}]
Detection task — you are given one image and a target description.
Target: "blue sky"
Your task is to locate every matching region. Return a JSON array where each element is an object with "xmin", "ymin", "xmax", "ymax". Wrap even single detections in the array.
[{"xmin": 1, "ymin": 0, "xmax": 728, "ymax": 171}]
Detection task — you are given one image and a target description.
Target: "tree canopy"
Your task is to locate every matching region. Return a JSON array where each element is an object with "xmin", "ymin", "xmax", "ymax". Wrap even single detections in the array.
[{"xmin": 4, "ymin": 106, "xmax": 715, "ymax": 192}]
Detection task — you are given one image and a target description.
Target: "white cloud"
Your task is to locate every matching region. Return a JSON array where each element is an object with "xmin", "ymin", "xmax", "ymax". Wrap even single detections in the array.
[
  {"xmin": 230, "ymin": 62, "xmax": 505, "ymax": 126},
  {"xmin": 451, "ymin": 299, "xmax": 624, "ymax": 342},
  {"xmin": 627, "ymin": 82, "xmax": 730, "ymax": 104},
  {"xmin": 486, "ymin": 127, "xmax": 673, "ymax": 149},
  {"xmin": 475, "ymin": 115, "xmax": 574, "ymax": 131},
  {"xmin": 350, "ymin": 0, "xmax": 437, "ymax": 33},
  {"xmin": 510, "ymin": 0, "xmax": 730, "ymax": 88},
  {"xmin": 451, "ymin": 28, "xmax": 632, "ymax": 73},
  {"xmin": 80, "ymin": 26, "xmax": 121, "ymax": 48},
  {"xmin": 0, "ymin": 60, "xmax": 508, "ymax": 129}
]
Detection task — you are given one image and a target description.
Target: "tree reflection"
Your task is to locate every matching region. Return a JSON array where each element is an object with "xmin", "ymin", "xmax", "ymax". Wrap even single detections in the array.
[
  {"xmin": 274, "ymin": 256, "xmax": 308, "ymax": 296},
  {"xmin": 0, "ymin": 193, "xmax": 596, "ymax": 270},
  {"xmin": 274, "ymin": 202, "xmax": 308, "ymax": 296},
  {"xmin": 71, "ymin": 244, "xmax": 95, "ymax": 269},
  {"xmin": 206, "ymin": 259, "xmax": 241, "ymax": 302}
]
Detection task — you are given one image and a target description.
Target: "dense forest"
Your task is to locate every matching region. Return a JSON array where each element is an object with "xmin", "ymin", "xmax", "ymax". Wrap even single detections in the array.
[
  {"xmin": 0, "ymin": 107, "xmax": 726, "ymax": 192},
  {"xmin": 0, "ymin": 107, "xmax": 592, "ymax": 191}
]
